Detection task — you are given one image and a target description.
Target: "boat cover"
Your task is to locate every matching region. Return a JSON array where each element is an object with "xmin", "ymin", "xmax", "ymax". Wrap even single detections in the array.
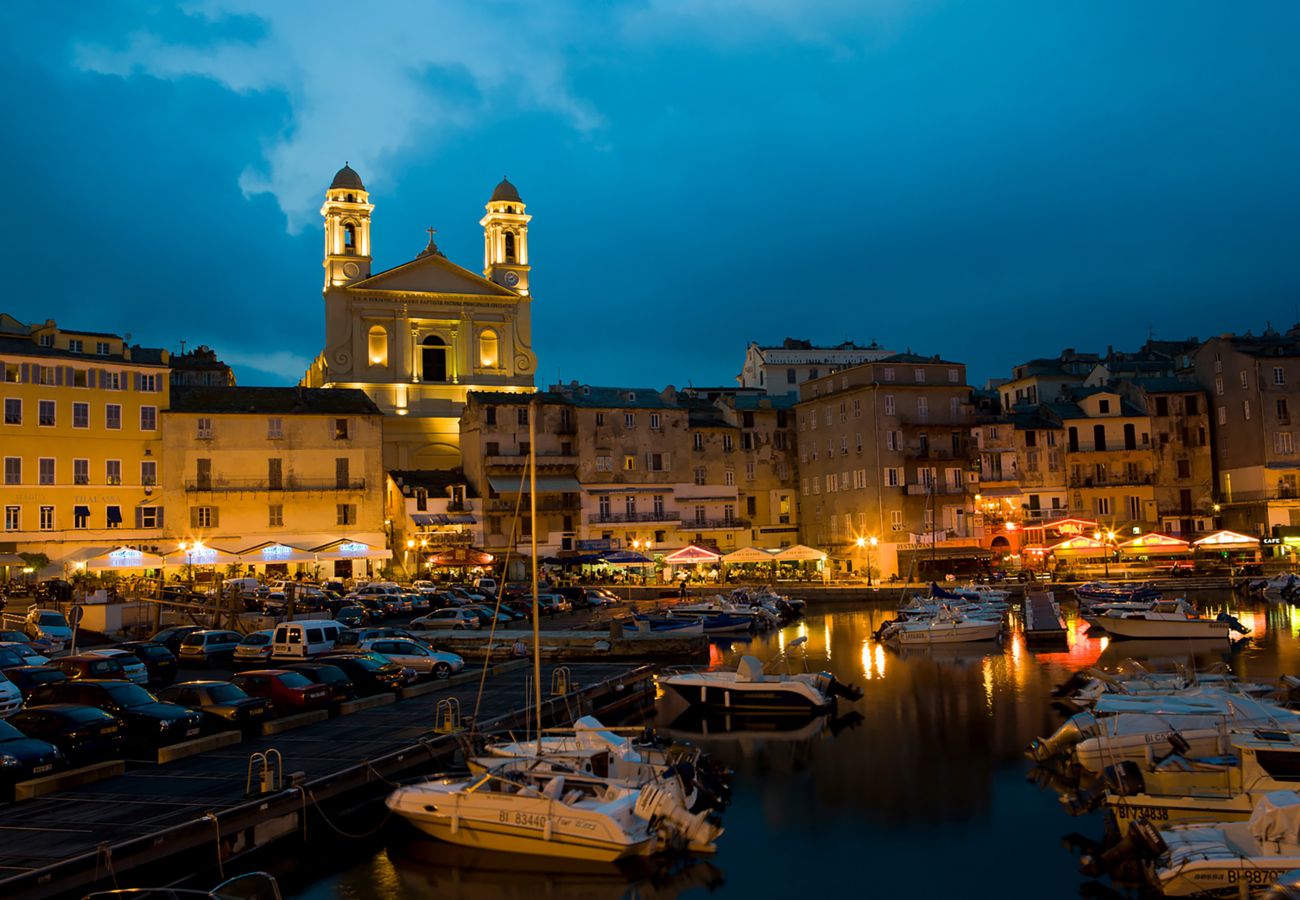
[
  {"xmin": 736, "ymin": 656, "xmax": 764, "ymax": 683},
  {"xmin": 1251, "ymin": 791, "xmax": 1300, "ymax": 845},
  {"xmin": 573, "ymin": 716, "xmax": 625, "ymax": 751}
]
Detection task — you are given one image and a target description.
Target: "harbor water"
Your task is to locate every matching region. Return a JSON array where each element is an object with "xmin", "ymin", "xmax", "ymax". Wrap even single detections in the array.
[{"xmin": 281, "ymin": 591, "xmax": 1300, "ymax": 899}]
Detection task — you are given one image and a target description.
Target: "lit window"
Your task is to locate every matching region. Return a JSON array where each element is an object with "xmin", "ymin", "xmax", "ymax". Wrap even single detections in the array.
[{"xmin": 478, "ymin": 329, "xmax": 499, "ymax": 368}]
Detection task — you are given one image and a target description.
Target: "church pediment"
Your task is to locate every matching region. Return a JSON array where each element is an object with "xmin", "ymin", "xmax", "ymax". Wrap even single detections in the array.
[{"xmin": 350, "ymin": 252, "xmax": 519, "ymax": 299}]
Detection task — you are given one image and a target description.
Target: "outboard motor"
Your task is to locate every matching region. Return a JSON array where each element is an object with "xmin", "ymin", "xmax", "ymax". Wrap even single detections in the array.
[
  {"xmin": 826, "ymin": 675, "xmax": 864, "ymax": 702},
  {"xmin": 1100, "ymin": 760, "xmax": 1147, "ymax": 797},
  {"xmin": 1216, "ymin": 611, "xmax": 1251, "ymax": 635},
  {"xmin": 1052, "ymin": 671, "xmax": 1092, "ymax": 698},
  {"xmin": 1026, "ymin": 712, "xmax": 1098, "ymax": 762},
  {"xmin": 1152, "ymin": 731, "xmax": 1193, "ymax": 766}
]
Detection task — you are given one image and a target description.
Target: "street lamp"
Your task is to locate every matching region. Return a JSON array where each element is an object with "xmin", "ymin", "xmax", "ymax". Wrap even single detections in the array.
[{"xmin": 856, "ymin": 535, "xmax": 878, "ymax": 587}]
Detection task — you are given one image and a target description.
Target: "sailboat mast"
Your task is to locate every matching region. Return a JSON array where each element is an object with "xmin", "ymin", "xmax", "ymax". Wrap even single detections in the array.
[{"xmin": 529, "ymin": 396, "xmax": 542, "ymax": 747}]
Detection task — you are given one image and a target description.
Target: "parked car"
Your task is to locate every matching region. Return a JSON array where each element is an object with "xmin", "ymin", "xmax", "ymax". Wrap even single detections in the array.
[
  {"xmin": 0, "ymin": 642, "xmax": 49, "ymax": 666},
  {"xmin": 19, "ymin": 610, "xmax": 72, "ymax": 653},
  {"xmin": 8, "ymin": 704, "xmax": 126, "ymax": 766},
  {"xmin": 270, "ymin": 621, "xmax": 344, "ymax": 661},
  {"xmin": 149, "ymin": 625, "xmax": 205, "ymax": 656},
  {"xmin": 4, "ymin": 666, "xmax": 67, "ymax": 701},
  {"xmin": 0, "ymin": 716, "xmax": 65, "ymax": 785},
  {"xmin": 0, "ymin": 647, "xmax": 30, "ymax": 673},
  {"xmin": 333, "ymin": 606, "xmax": 367, "ymax": 628},
  {"xmin": 356, "ymin": 597, "xmax": 390, "ymax": 621},
  {"xmin": 116, "ymin": 641, "xmax": 179, "ymax": 688},
  {"xmin": 83, "ymin": 649, "xmax": 150, "ymax": 685},
  {"xmin": 410, "ymin": 609, "xmax": 480, "ymax": 631},
  {"xmin": 460, "ymin": 605, "xmax": 516, "ymax": 626},
  {"xmin": 0, "ymin": 670, "xmax": 21, "ymax": 718},
  {"xmin": 0, "ymin": 631, "xmax": 52, "ymax": 654},
  {"xmin": 233, "ymin": 630, "xmax": 276, "ymax": 668},
  {"xmin": 402, "ymin": 592, "xmax": 431, "ymax": 613},
  {"xmin": 474, "ymin": 577, "xmax": 499, "ymax": 596},
  {"xmin": 335, "ymin": 626, "xmax": 427, "ymax": 649},
  {"xmin": 281, "ymin": 662, "xmax": 356, "ymax": 702},
  {"xmin": 51, "ymin": 654, "xmax": 129, "ymax": 683},
  {"xmin": 178, "ymin": 630, "xmax": 244, "ymax": 668},
  {"xmin": 158, "ymin": 681, "xmax": 274, "ymax": 733},
  {"xmin": 28, "ymin": 681, "xmax": 203, "ymax": 748},
  {"xmin": 358, "ymin": 640, "xmax": 464, "ymax": 679},
  {"xmin": 318, "ymin": 653, "xmax": 406, "ymax": 695},
  {"xmin": 232, "ymin": 670, "xmax": 333, "ymax": 714}
]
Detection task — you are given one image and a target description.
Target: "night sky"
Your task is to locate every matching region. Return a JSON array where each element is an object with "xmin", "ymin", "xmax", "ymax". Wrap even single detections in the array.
[{"xmin": 5, "ymin": 2, "xmax": 1299, "ymax": 388}]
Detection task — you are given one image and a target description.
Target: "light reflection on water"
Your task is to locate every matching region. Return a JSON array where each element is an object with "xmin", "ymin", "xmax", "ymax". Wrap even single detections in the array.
[{"xmin": 287, "ymin": 590, "xmax": 1300, "ymax": 899}]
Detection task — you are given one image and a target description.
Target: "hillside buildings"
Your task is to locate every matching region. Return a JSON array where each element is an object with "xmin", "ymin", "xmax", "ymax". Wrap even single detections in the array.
[{"xmin": 739, "ymin": 339, "xmax": 894, "ymax": 397}]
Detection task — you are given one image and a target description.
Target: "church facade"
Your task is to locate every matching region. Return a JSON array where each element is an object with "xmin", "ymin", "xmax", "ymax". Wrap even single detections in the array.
[{"xmin": 301, "ymin": 165, "xmax": 538, "ymax": 470}]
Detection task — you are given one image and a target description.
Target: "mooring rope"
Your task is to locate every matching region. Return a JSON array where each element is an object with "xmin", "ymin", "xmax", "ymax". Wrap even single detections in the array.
[{"xmin": 305, "ymin": 788, "xmax": 393, "ymax": 840}]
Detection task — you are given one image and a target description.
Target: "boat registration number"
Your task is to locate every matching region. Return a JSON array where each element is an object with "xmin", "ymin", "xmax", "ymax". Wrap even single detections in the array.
[
  {"xmin": 1221, "ymin": 868, "xmax": 1287, "ymax": 887},
  {"xmin": 1113, "ymin": 804, "xmax": 1168, "ymax": 821},
  {"xmin": 501, "ymin": 811, "xmax": 547, "ymax": 828},
  {"xmin": 33, "ymin": 764, "xmax": 52, "ymax": 774}
]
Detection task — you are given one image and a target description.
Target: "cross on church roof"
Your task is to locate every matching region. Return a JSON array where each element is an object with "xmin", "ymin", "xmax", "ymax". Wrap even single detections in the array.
[{"xmin": 419, "ymin": 226, "xmax": 443, "ymax": 258}]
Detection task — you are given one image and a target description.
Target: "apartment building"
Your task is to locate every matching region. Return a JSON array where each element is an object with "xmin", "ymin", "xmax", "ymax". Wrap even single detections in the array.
[
  {"xmin": 1117, "ymin": 377, "xmax": 1214, "ymax": 536},
  {"xmin": 795, "ymin": 354, "xmax": 979, "ymax": 579},
  {"xmin": 972, "ymin": 412, "xmax": 1068, "ymax": 553},
  {"xmin": 162, "ymin": 386, "xmax": 386, "ymax": 578},
  {"xmin": 1190, "ymin": 331, "xmax": 1300, "ymax": 537},
  {"xmin": 0, "ymin": 314, "xmax": 170, "ymax": 565},
  {"xmin": 385, "ymin": 469, "xmax": 481, "ymax": 578},
  {"xmin": 738, "ymin": 338, "xmax": 894, "ymax": 397}
]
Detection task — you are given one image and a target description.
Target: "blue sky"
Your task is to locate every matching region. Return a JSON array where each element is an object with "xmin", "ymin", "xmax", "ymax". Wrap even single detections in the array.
[{"xmin": 4, "ymin": 1, "xmax": 1299, "ymax": 387}]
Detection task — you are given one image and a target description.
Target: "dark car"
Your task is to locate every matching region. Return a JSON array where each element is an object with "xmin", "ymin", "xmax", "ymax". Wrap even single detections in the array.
[
  {"xmin": 282, "ymin": 662, "xmax": 356, "ymax": 702},
  {"xmin": 334, "ymin": 606, "xmax": 367, "ymax": 628},
  {"xmin": 149, "ymin": 625, "xmax": 205, "ymax": 656},
  {"xmin": 29, "ymin": 681, "xmax": 203, "ymax": 748},
  {"xmin": 355, "ymin": 597, "xmax": 389, "ymax": 621},
  {"xmin": 319, "ymin": 653, "xmax": 405, "ymax": 695},
  {"xmin": 117, "ymin": 641, "xmax": 180, "ymax": 688},
  {"xmin": 51, "ymin": 655, "xmax": 128, "ymax": 682},
  {"xmin": 158, "ymin": 681, "xmax": 274, "ymax": 733},
  {"xmin": 232, "ymin": 670, "xmax": 332, "ymax": 714},
  {"xmin": 0, "ymin": 647, "xmax": 29, "ymax": 671},
  {"xmin": 4, "ymin": 665, "xmax": 68, "ymax": 700},
  {"xmin": 0, "ymin": 630, "xmax": 51, "ymax": 654},
  {"xmin": 9, "ymin": 704, "xmax": 126, "ymax": 766},
  {"xmin": 0, "ymin": 718, "xmax": 64, "ymax": 787}
]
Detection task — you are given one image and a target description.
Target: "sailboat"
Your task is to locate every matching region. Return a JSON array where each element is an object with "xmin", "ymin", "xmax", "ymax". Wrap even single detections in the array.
[{"xmin": 387, "ymin": 399, "xmax": 726, "ymax": 860}]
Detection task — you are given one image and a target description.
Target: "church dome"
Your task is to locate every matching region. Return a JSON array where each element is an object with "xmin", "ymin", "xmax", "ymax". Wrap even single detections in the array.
[
  {"xmin": 331, "ymin": 163, "xmax": 366, "ymax": 191},
  {"xmin": 490, "ymin": 177, "xmax": 522, "ymax": 203}
]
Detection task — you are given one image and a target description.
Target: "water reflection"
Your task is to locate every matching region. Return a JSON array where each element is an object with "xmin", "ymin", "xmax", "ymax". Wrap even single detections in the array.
[{"xmin": 290, "ymin": 589, "xmax": 1300, "ymax": 899}]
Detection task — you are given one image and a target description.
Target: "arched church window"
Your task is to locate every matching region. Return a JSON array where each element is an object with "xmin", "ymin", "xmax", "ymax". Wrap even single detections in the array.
[
  {"xmin": 346, "ymin": 193, "xmax": 355, "ymax": 203},
  {"xmin": 367, "ymin": 325, "xmax": 388, "ymax": 366},
  {"xmin": 479, "ymin": 329, "xmax": 499, "ymax": 369},
  {"xmin": 504, "ymin": 232, "xmax": 516, "ymax": 263},
  {"xmin": 343, "ymin": 223, "xmax": 357, "ymax": 254},
  {"xmin": 422, "ymin": 335, "xmax": 448, "ymax": 383}
]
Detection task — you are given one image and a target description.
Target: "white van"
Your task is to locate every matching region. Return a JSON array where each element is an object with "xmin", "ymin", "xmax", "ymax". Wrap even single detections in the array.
[{"xmin": 271, "ymin": 619, "xmax": 344, "ymax": 661}]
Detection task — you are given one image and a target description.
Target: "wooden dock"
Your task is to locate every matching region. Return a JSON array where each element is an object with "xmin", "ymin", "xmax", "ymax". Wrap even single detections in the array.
[
  {"xmin": 1023, "ymin": 590, "xmax": 1068, "ymax": 647},
  {"xmin": 0, "ymin": 662, "xmax": 654, "ymax": 899}
]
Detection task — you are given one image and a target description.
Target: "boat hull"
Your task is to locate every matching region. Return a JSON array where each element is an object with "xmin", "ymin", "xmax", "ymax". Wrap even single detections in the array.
[
  {"xmin": 396, "ymin": 813, "xmax": 653, "ymax": 862},
  {"xmin": 1107, "ymin": 792, "xmax": 1252, "ymax": 837},
  {"xmin": 1090, "ymin": 616, "xmax": 1231, "ymax": 640},
  {"xmin": 661, "ymin": 680, "xmax": 832, "ymax": 714},
  {"xmin": 888, "ymin": 620, "xmax": 1002, "ymax": 645},
  {"xmin": 1155, "ymin": 856, "xmax": 1300, "ymax": 896}
]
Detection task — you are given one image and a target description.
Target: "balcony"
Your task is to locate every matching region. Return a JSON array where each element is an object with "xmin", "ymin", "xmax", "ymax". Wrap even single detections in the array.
[
  {"xmin": 486, "ymin": 496, "xmax": 579, "ymax": 513},
  {"xmin": 1067, "ymin": 474, "xmax": 1153, "ymax": 489},
  {"xmin": 905, "ymin": 483, "xmax": 967, "ymax": 496},
  {"xmin": 185, "ymin": 477, "xmax": 366, "ymax": 492},
  {"xmin": 589, "ymin": 511, "xmax": 682, "ymax": 524},
  {"xmin": 684, "ymin": 518, "xmax": 751, "ymax": 530},
  {"xmin": 485, "ymin": 452, "xmax": 578, "ymax": 467},
  {"xmin": 1220, "ymin": 488, "xmax": 1300, "ymax": 504},
  {"xmin": 417, "ymin": 531, "xmax": 474, "ymax": 545}
]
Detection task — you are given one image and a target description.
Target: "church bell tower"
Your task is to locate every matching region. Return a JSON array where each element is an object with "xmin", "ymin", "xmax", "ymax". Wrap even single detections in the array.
[
  {"xmin": 321, "ymin": 163, "xmax": 374, "ymax": 290},
  {"xmin": 480, "ymin": 177, "xmax": 531, "ymax": 294}
]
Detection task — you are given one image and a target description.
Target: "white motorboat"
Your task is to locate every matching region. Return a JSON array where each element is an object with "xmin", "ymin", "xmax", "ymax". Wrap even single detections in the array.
[
  {"xmin": 952, "ymin": 583, "xmax": 1012, "ymax": 603},
  {"xmin": 896, "ymin": 597, "xmax": 1005, "ymax": 621},
  {"xmin": 1149, "ymin": 791, "xmax": 1300, "ymax": 896},
  {"xmin": 1057, "ymin": 666, "xmax": 1277, "ymax": 710},
  {"xmin": 475, "ymin": 716, "xmax": 729, "ymax": 812},
  {"xmin": 674, "ymin": 598, "xmax": 778, "ymax": 629},
  {"xmin": 1084, "ymin": 598, "xmax": 1249, "ymax": 640},
  {"xmin": 660, "ymin": 646, "xmax": 862, "ymax": 714},
  {"xmin": 1102, "ymin": 729, "xmax": 1300, "ymax": 836},
  {"xmin": 877, "ymin": 609, "xmax": 1003, "ymax": 645},
  {"xmin": 387, "ymin": 760, "xmax": 723, "ymax": 862},
  {"xmin": 1027, "ymin": 692, "xmax": 1300, "ymax": 772}
]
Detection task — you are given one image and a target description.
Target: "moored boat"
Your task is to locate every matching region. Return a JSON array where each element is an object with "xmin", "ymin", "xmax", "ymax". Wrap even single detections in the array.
[
  {"xmin": 660, "ymin": 646, "xmax": 862, "ymax": 714},
  {"xmin": 1084, "ymin": 598, "xmax": 1249, "ymax": 640}
]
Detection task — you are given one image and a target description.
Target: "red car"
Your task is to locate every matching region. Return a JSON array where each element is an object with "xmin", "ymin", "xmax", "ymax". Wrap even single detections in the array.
[{"xmin": 232, "ymin": 669, "xmax": 332, "ymax": 715}]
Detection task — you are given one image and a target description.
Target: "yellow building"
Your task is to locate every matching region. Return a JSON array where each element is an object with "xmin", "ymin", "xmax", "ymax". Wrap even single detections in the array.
[
  {"xmin": 161, "ymin": 386, "xmax": 387, "ymax": 579},
  {"xmin": 301, "ymin": 165, "xmax": 537, "ymax": 470},
  {"xmin": 0, "ymin": 314, "xmax": 169, "ymax": 569}
]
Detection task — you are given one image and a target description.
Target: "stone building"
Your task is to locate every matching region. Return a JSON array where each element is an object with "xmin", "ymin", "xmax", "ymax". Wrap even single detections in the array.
[
  {"xmin": 301, "ymin": 165, "xmax": 537, "ymax": 470},
  {"xmin": 794, "ymin": 353, "xmax": 979, "ymax": 579},
  {"xmin": 169, "ymin": 345, "xmax": 235, "ymax": 387},
  {"xmin": 738, "ymin": 338, "xmax": 894, "ymax": 397}
]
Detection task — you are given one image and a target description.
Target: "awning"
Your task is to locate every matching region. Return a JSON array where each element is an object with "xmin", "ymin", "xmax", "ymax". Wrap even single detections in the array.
[
  {"xmin": 1046, "ymin": 535, "xmax": 1110, "ymax": 556},
  {"xmin": 488, "ymin": 475, "xmax": 581, "ymax": 494},
  {"xmin": 722, "ymin": 546, "xmax": 777, "ymax": 564},
  {"xmin": 162, "ymin": 544, "xmax": 242, "ymax": 567},
  {"xmin": 105, "ymin": 506, "xmax": 123, "ymax": 525},
  {"xmin": 430, "ymin": 547, "xmax": 495, "ymax": 566},
  {"xmin": 447, "ymin": 514, "xmax": 477, "ymax": 524},
  {"xmin": 899, "ymin": 546, "xmax": 994, "ymax": 560},
  {"xmin": 412, "ymin": 513, "xmax": 442, "ymax": 526},
  {"xmin": 86, "ymin": 546, "xmax": 166, "ymax": 570},
  {"xmin": 1193, "ymin": 530, "xmax": 1261, "ymax": 548},
  {"xmin": 238, "ymin": 542, "xmax": 318, "ymax": 564},
  {"xmin": 0, "ymin": 553, "xmax": 28, "ymax": 566},
  {"xmin": 772, "ymin": 544, "xmax": 827, "ymax": 562},
  {"xmin": 664, "ymin": 544, "xmax": 722, "ymax": 564},
  {"xmin": 1118, "ymin": 533, "xmax": 1191, "ymax": 556},
  {"xmin": 601, "ymin": 550, "xmax": 653, "ymax": 566},
  {"xmin": 310, "ymin": 540, "xmax": 393, "ymax": 561},
  {"xmin": 976, "ymin": 487, "xmax": 1023, "ymax": 499},
  {"xmin": 588, "ymin": 487, "xmax": 672, "ymax": 495},
  {"xmin": 73, "ymin": 505, "xmax": 91, "ymax": 518}
]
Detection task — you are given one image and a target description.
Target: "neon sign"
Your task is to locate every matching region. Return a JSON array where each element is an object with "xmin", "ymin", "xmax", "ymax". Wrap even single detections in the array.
[
  {"xmin": 261, "ymin": 545, "xmax": 292, "ymax": 560},
  {"xmin": 338, "ymin": 542, "xmax": 368, "ymax": 557}
]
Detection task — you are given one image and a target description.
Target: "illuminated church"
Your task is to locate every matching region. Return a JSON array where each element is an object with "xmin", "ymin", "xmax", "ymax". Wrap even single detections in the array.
[{"xmin": 302, "ymin": 164, "xmax": 538, "ymax": 469}]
